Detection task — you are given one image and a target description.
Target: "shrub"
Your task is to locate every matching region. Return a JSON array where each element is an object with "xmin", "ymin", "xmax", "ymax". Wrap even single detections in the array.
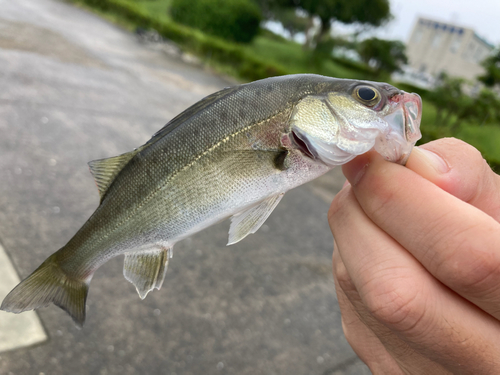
[{"xmin": 170, "ymin": 0, "xmax": 262, "ymax": 43}]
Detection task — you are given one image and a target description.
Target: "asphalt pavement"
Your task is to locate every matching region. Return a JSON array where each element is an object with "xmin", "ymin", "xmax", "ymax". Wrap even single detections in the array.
[{"xmin": 0, "ymin": 0, "xmax": 370, "ymax": 374}]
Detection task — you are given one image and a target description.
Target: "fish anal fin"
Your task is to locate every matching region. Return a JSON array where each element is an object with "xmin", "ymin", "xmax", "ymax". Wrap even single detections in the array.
[
  {"xmin": 88, "ymin": 148, "xmax": 142, "ymax": 201},
  {"xmin": 123, "ymin": 246, "xmax": 172, "ymax": 300},
  {"xmin": 228, "ymin": 194, "xmax": 284, "ymax": 246}
]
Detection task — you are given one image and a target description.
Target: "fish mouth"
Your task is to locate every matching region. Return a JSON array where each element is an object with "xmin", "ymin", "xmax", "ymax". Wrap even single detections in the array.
[
  {"xmin": 389, "ymin": 92, "xmax": 422, "ymax": 143},
  {"xmin": 378, "ymin": 92, "xmax": 422, "ymax": 164}
]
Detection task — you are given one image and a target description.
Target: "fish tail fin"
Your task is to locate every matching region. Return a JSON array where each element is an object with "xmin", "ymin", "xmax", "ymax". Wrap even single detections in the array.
[{"xmin": 0, "ymin": 253, "xmax": 90, "ymax": 327}]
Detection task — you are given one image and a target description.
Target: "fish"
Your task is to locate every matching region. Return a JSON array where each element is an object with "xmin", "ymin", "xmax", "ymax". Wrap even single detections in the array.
[{"xmin": 0, "ymin": 74, "xmax": 422, "ymax": 326}]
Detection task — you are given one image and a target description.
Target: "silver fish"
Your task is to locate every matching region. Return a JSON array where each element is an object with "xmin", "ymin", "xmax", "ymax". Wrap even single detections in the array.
[{"xmin": 1, "ymin": 74, "xmax": 422, "ymax": 326}]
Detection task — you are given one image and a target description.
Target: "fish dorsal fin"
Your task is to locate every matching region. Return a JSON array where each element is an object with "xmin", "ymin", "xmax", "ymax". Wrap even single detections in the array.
[
  {"xmin": 88, "ymin": 86, "xmax": 241, "ymax": 200},
  {"xmin": 123, "ymin": 246, "xmax": 173, "ymax": 299},
  {"xmin": 88, "ymin": 148, "xmax": 142, "ymax": 201},
  {"xmin": 227, "ymin": 194, "xmax": 284, "ymax": 246}
]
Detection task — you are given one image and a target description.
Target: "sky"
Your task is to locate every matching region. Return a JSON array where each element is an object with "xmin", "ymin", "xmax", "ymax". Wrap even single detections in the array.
[{"xmin": 377, "ymin": 0, "xmax": 500, "ymax": 45}]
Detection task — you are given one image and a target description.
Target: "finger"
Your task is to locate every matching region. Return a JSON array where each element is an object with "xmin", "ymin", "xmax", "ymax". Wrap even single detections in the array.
[
  {"xmin": 329, "ymin": 187, "xmax": 500, "ymax": 372},
  {"xmin": 342, "ymin": 150, "xmax": 500, "ymax": 320},
  {"xmin": 333, "ymin": 246, "xmax": 450, "ymax": 374},
  {"xmin": 332, "ymin": 245, "xmax": 405, "ymax": 374},
  {"xmin": 333, "ymin": 244, "xmax": 448, "ymax": 374},
  {"xmin": 406, "ymin": 138, "xmax": 500, "ymax": 220}
]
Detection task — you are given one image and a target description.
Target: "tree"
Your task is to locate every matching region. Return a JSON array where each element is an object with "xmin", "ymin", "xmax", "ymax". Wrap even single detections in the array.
[
  {"xmin": 272, "ymin": 8, "xmax": 310, "ymax": 39},
  {"xmin": 478, "ymin": 48, "xmax": 500, "ymax": 88},
  {"xmin": 428, "ymin": 74, "xmax": 500, "ymax": 131},
  {"xmin": 357, "ymin": 37, "xmax": 407, "ymax": 76},
  {"xmin": 257, "ymin": 0, "xmax": 391, "ymax": 49},
  {"xmin": 295, "ymin": 0, "xmax": 390, "ymax": 49},
  {"xmin": 473, "ymin": 88, "xmax": 500, "ymax": 125},
  {"xmin": 428, "ymin": 74, "xmax": 467, "ymax": 127}
]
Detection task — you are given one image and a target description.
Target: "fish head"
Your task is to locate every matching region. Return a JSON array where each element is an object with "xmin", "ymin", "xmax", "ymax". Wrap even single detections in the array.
[{"xmin": 289, "ymin": 80, "xmax": 422, "ymax": 166}]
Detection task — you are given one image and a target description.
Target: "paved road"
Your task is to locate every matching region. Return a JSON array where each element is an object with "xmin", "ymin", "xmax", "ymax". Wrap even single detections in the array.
[{"xmin": 0, "ymin": 1, "xmax": 370, "ymax": 374}]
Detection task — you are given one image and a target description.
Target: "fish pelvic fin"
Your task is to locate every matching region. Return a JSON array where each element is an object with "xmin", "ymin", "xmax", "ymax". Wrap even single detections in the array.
[
  {"xmin": 123, "ymin": 246, "xmax": 172, "ymax": 300},
  {"xmin": 0, "ymin": 254, "xmax": 90, "ymax": 327}
]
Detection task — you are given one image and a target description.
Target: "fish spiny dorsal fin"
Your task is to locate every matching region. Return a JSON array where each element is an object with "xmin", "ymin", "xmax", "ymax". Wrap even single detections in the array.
[{"xmin": 88, "ymin": 148, "xmax": 142, "ymax": 201}]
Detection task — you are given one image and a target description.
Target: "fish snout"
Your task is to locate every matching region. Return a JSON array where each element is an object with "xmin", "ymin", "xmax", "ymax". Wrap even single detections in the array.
[
  {"xmin": 389, "ymin": 92, "xmax": 422, "ymax": 143},
  {"xmin": 401, "ymin": 92, "xmax": 422, "ymax": 144},
  {"xmin": 378, "ymin": 92, "xmax": 422, "ymax": 165}
]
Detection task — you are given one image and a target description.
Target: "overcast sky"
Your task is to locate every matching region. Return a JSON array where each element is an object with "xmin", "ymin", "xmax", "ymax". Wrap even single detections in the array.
[{"xmin": 379, "ymin": 0, "xmax": 500, "ymax": 45}]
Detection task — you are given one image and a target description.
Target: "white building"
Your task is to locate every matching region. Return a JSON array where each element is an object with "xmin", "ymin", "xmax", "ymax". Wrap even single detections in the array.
[{"xmin": 405, "ymin": 17, "xmax": 494, "ymax": 85}]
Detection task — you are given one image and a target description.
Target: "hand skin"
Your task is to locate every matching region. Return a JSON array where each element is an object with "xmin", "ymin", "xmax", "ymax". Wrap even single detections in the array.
[{"xmin": 329, "ymin": 138, "xmax": 500, "ymax": 374}]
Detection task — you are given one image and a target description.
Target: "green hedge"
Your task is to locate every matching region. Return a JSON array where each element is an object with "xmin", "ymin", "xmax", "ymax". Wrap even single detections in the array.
[
  {"xmin": 75, "ymin": 0, "xmax": 286, "ymax": 80},
  {"xmin": 170, "ymin": 0, "xmax": 261, "ymax": 44}
]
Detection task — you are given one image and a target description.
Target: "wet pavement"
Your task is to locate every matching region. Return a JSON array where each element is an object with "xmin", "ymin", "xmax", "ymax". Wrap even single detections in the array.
[{"xmin": 0, "ymin": 0, "xmax": 370, "ymax": 374}]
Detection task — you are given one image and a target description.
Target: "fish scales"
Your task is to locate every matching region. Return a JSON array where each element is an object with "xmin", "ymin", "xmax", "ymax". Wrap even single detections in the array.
[{"xmin": 0, "ymin": 74, "xmax": 422, "ymax": 325}]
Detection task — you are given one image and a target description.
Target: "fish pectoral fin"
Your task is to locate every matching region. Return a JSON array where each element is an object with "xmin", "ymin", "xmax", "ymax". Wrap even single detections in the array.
[
  {"xmin": 88, "ymin": 147, "xmax": 143, "ymax": 202},
  {"xmin": 227, "ymin": 194, "xmax": 284, "ymax": 246},
  {"xmin": 123, "ymin": 246, "xmax": 173, "ymax": 299}
]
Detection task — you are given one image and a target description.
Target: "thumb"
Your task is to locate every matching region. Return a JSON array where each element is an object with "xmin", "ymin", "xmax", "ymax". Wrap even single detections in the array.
[{"xmin": 406, "ymin": 137, "xmax": 500, "ymax": 220}]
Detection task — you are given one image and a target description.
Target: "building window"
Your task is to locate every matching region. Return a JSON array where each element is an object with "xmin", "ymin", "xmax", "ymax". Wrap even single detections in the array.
[
  {"xmin": 462, "ymin": 42, "xmax": 476, "ymax": 59},
  {"xmin": 431, "ymin": 33, "xmax": 442, "ymax": 48},
  {"xmin": 413, "ymin": 28, "xmax": 423, "ymax": 44},
  {"xmin": 475, "ymin": 48, "xmax": 487, "ymax": 63},
  {"xmin": 450, "ymin": 35, "xmax": 462, "ymax": 53}
]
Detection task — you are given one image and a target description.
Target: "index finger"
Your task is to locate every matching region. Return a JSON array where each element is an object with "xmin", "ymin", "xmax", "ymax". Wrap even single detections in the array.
[{"xmin": 342, "ymin": 149, "xmax": 500, "ymax": 321}]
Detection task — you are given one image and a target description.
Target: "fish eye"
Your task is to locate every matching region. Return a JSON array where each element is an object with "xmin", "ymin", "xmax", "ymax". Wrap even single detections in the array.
[{"xmin": 354, "ymin": 86, "xmax": 381, "ymax": 107}]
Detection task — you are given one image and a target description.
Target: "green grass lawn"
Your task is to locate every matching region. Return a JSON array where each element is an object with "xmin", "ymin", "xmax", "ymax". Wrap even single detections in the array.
[
  {"xmin": 457, "ymin": 125, "xmax": 500, "ymax": 164},
  {"xmin": 246, "ymin": 36, "xmax": 371, "ymax": 79},
  {"xmin": 416, "ymin": 99, "xmax": 500, "ymax": 169}
]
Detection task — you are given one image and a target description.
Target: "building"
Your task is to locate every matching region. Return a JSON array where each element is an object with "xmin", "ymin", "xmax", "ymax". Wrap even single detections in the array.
[{"xmin": 405, "ymin": 17, "xmax": 494, "ymax": 85}]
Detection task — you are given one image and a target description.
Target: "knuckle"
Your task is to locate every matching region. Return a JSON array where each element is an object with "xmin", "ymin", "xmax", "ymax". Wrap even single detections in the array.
[
  {"xmin": 340, "ymin": 319, "xmax": 370, "ymax": 365},
  {"xmin": 436, "ymin": 236, "xmax": 500, "ymax": 294},
  {"xmin": 333, "ymin": 254, "xmax": 357, "ymax": 293},
  {"xmin": 342, "ymin": 326, "xmax": 355, "ymax": 348},
  {"xmin": 336, "ymin": 266, "xmax": 356, "ymax": 293},
  {"xmin": 427, "ymin": 137, "xmax": 485, "ymax": 174},
  {"xmin": 341, "ymin": 317, "xmax": 355, "ymax": 344},
  {"xmin": 439, "ymin": 137, "xmax": 481, "ymax": 158},
  {"xmin": 363, "ymin": 276, "xmax": 427, "ymax": 333},
  {"xmin": 429, "ymin": 138, "xmax": 492, "ymax": 203}
]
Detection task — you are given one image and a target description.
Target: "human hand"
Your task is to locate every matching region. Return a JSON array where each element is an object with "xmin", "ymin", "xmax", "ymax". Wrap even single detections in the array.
[{"xmin": 329, "ymin": 138, "xmax": 500, "ymax": 374}]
